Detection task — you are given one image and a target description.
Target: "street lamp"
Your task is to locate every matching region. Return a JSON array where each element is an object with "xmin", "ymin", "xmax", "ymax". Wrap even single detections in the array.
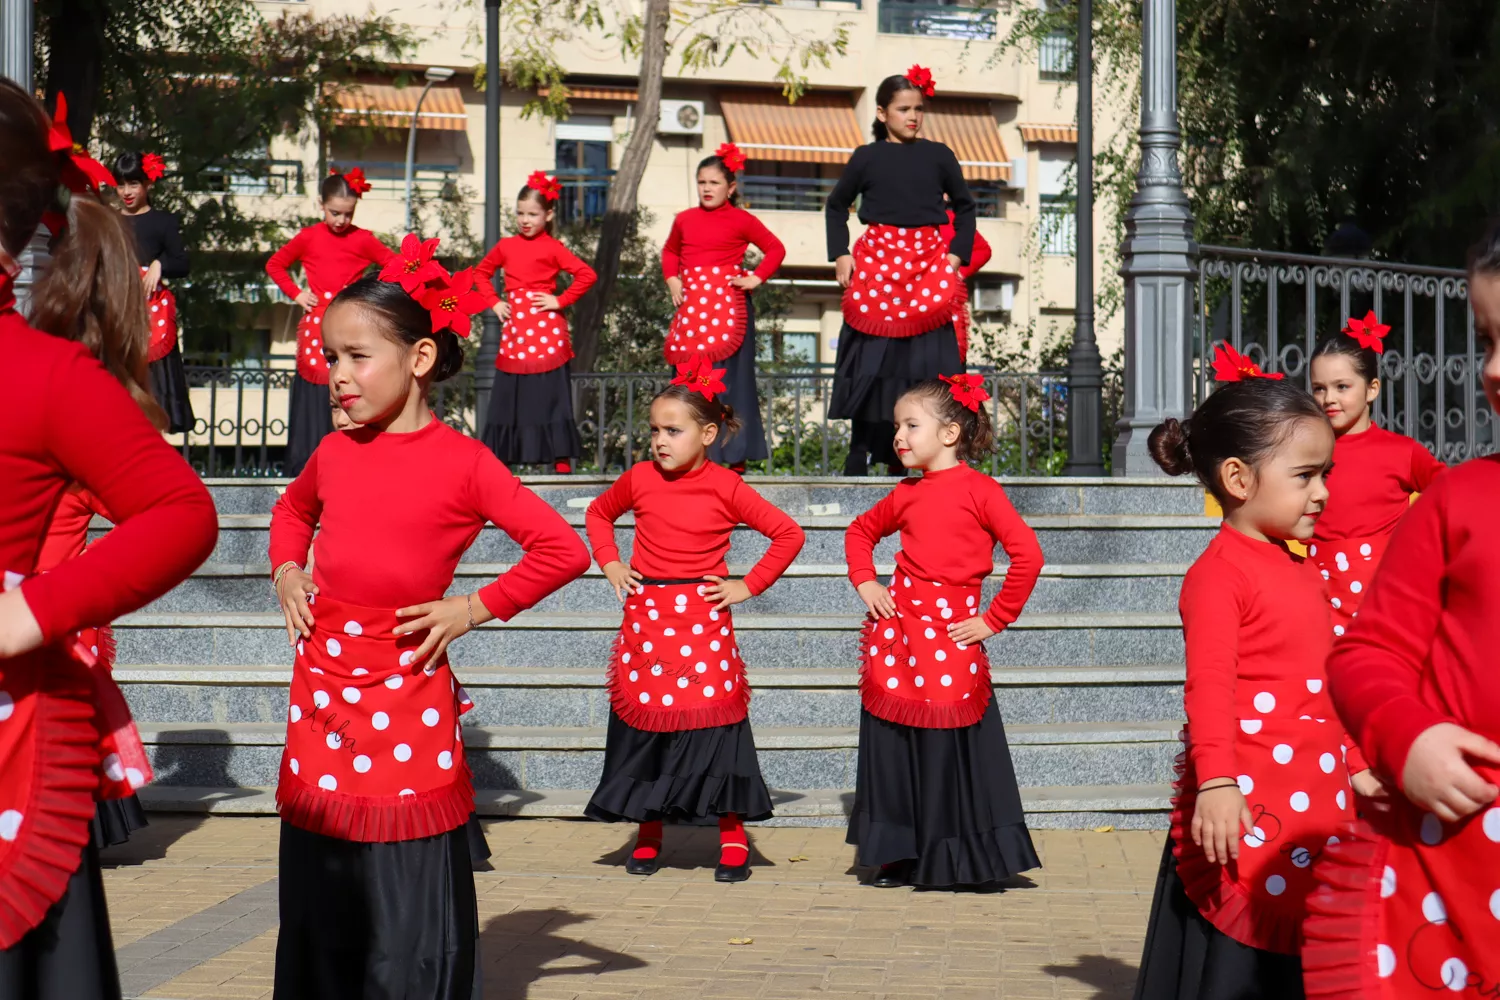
[{"xmin": 405, "ymin": 66, "xmax": 455, "ymax": 233}]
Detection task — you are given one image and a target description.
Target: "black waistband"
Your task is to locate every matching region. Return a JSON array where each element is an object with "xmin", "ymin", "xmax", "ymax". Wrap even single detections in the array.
[{"xmin": 637, "ymin": 577, "xmax": 714, "ymax": 586}]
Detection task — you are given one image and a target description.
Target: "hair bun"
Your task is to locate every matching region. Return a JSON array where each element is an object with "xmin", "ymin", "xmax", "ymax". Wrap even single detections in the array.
[{"xmin": 1147, "ymin": 417, "xmax": 1194, "ymax": 477}]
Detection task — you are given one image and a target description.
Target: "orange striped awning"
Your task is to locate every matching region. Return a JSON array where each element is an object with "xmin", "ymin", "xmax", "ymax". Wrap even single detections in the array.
[
  {"xmin": 923, "ymin": 100, "xmax": 1011, "ymax": 182},
  {"xmin": 1020, "ymin": 124, "xmax": 1078, "ymax": 145},
  {"xmin": 332, "ymin": 85, "xmax": 468, "ymax": 131},
  {"xmin": 538, "ymin": 83, "xmax": 639, "ymax": 102},
  {"xmin": 719, "ymin": 90, "xmax": 863, "ymax": 165}
]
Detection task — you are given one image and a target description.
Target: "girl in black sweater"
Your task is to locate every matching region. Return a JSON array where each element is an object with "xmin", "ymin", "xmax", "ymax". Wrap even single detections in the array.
[
  {"xmin": 115, "ymin": 150, "xmax": 194, "ymax": 434},
  {"xmin": 826, "ymin": 68, "xmax": 976, "ymax": 476}
]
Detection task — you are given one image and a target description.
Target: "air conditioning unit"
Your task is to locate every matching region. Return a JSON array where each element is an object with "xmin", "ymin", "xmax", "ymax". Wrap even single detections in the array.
[
  {"xmin": 1007, "ymin": 156, "xmax": 1027, "ymax": 190},
  {"xmin": 973, "ymin": 279, "xmax": 1016, "ymax": 315},
  {"xmin": 658, "ymin": 100, "xmax": 705, "ymax": 136}
]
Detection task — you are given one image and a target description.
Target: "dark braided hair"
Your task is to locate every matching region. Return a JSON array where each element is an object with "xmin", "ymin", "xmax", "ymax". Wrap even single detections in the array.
[{"xmin": 871, "ymin": 74, "xmax": 926, "ymax": 142}]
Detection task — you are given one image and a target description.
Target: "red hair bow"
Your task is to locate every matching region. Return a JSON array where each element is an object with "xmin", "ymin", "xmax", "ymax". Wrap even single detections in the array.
[
  {"xmin": 526, "ymin": 170, "xmax": 562, "ymax": 202},
  {"xmin": 939, "ymin": 372, "xmax": 990, "ymax": 412},
  {"xmin": 905, "ymin": 64, "xmax": 936, "ymax": 97},
  {"xmin": 47, "ymin": 93, "xmax": 116, "ymax": 194},
  {"xmin": 1212, "ymin": 342, "xmax": 1284, "ymax": 382},
  {"xmin": 419, "ymin": 267, "xmax": 491, "ymax": 336},
  {"xmin": 141, "ymin": 153, "xmax": 167, "ymax": 183},
  {"xmin": 379, "ymin": 233, "xmax": 446, "ymax": 294},
  {"xmin": 1343, "ymin": 310, "xmax": 1390, "ymax": 354},
  {"xmin": 715, "ymin": 142, "xmax": 747, "ymax": 173},
  {"xmin": 671, "ymin": 355, "xmax": 728, "ymax": 401}
]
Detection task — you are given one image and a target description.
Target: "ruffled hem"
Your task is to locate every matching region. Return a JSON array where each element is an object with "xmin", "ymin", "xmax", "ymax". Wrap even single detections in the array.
[
  {"xmin": 1302, "ymin": 817, "xmax": 1387, "ymax": 999},
  {"xmin": 0, "ymin": 655, "xmax": 104, "ymax": 949},
  {"xmin": 664, "ymin": 285, "xmax": 748, "ymax": 365},
  {"xmin": 496, "ymin": 352, "xmax": 572, "ymax": 375},
  {"xmin": 584, "ymin": 769, "xmax": 773, "ymax": 824},
  {"xmin": 848, "ymin": 815, "xmax": 1040, "ymax": 888},
  {"xmin": 841, "ymin": 294, "xmax": 956, "ymax": 339},
  {"xmin": 276, "ymin": 767, "xmax": 475, "ymax": 843},
  {"xmin": 94, "ymin": 796, "xmax": 149, "ymax": 849},
  {"xmin": 855, "ymin": 617, "xmax": 992, "ymax": 730},
  {"xmin": 603, "ymin": 629, "xmax": 751, "ymax": 733}
]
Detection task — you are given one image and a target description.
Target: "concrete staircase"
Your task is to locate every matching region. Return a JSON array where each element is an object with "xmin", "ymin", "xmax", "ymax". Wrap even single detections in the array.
[{"xmin": 110, "ymin": 476, "xmax": 1212, "ymax": 829}]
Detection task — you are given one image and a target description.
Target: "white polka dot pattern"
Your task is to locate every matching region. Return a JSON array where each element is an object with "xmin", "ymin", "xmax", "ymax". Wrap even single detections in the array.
[
  {"xmin": 858, "ymin": 573, "xmax": 989, "ymax": 728},
  {"xmin": 841, "ymin": 224, "xmax": 961, "ymax": 338},
  {"xmin": 663, "ymin": 266, "xmax": 749, "ymax": 364},
  {"xmin": 497, "ymin": 288, "xmax": 575, "ymax": 373}
]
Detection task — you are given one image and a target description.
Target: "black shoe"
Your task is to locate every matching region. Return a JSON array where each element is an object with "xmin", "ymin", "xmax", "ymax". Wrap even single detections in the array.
[
  {"xmin": 626, "ymin": 853, "xmax": 660, "ymax": 876},
  {"xmin": 714, "ymin": 849, "xmax": 751, "ymax": 882},
  {"xmin": 871, "ymin": 861, "xmax": 912, "ymax": 888}
]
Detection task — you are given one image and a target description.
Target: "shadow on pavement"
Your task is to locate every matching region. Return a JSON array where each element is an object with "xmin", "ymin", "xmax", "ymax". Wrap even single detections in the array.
[
  {"xmin": 478, "ymin": 907, "xmax": 647, "ymax": 1000},
  {"xmin": 1043, "ymin": 954, "xmax": 1141, "ymax": 1000}
]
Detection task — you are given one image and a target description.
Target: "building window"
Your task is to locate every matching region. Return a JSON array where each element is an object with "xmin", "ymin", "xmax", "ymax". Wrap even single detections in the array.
[
  {"xmin": 555, "ymin": 117, "xmax": 614, "ymax": 225},
  {"xmin": 739, "ymin": 162, "xmax": 841, "ymax": 214},
  {"xmin": 1040, "ymin": 29, "xmax": 1075, "ymax": 80},
  {"xmin": 757, "ymin": 331, "xmax": 819, "ymax": 365},
  {"xmin": 970, "ymin": 181, "xmax": 1005, "ymax": 219},
  {"xmin": 878, "ymin": 1, "xmax": 997, "ymax": 42},
  {"xmin": 1037, "ymin": 148, "xmax": 1076, "ymax": 256}
]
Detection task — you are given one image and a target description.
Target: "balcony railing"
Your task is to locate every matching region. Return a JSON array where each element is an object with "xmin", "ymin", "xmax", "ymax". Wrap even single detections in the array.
[
  {"xmin": 1195, "ymin": 246, "xmax": 1487, "ymax": 463},
  {"xmin": 190, "ymin": 159, "xmax": 305, "ymax": 197},
  {"xmin": 172, "ymin": 365, "xmax": 1075, "ymax": 477},
  {"xmin": 1040, "ymin": 31, "xmax": 1076, "ymax": 79},
  {"xmin": 327, "ymin": 160, "xmax": 460, "ymax": 199},
  {"xmin": 877, "ymin": 2, "xmax": 996, "ymax": 40},
  {"xmin": 554, "ymin": 170, "xmax": 614, "ymax": 225},
  {"xmin": 1039, "ymin": 200, "xmax": 1076, "ymax": 256},
  {"xmin": 740, "ymin": 175, "xmax": 838, "ymax": 213}
]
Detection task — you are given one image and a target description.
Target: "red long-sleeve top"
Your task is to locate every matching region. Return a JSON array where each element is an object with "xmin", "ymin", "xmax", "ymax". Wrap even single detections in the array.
[
  {"xmin": 265, "ymin": 223, "xmax": 395, "ymax": 300},
  {"xmin": 1326, "ymin": 458, "xmax": 1500, "ymax": 785},
  {"xmin": 35, "ymin": 488, "xmax": 109, "ymax": 574},
  {"xmin": 269, "ymin": 418, "xmax": 589, "ymax": 619},
  {"xmin": 1, "ymin": 310, "xmax": 217, "ymax": 641},
  {"xmin": 1313, "ymin": 424, "xmax": 1445, "ymax": 542},
  {"xmin": 585, "ymin": 461, "xmax": 804, "ymax": 596},
  {"xmin": 845, "ymin": 465, "xmax": 1043, "ymax": 634},
  {"xmin": 661, "ymin": 204, "xmax": 786, "ymax": 283},
  {"xmin": 941, "ymin": 210, "xmax": 992, "ymax": 280},
  {"xmin": 1180, "ymin": 524, "xmax": 1368, "ymax": 782},
  {"xmin": 471, "ymin": 231, "xmax": 597, "ymax": 310}
]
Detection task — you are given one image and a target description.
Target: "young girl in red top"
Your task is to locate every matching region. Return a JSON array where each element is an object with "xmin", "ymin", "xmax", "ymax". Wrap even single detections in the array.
[
  {"xmin": 269, "ymin": 244, "xmax": 589, "ymax": 998},
  {"xmin": 843, "ymin": 375, "xmax": 1043, "ymax": 889},
  {"xmin": 827, "ymin": 67, "xmax": 976, "ymax": 476},
  {"xmin": 0, "ymin": 79, "xmax": 218, "ymax": 1000},
  {"xmin": 1301, "ymin": 227, "xmax": 1500, "ymax": 999},
  {"xmin": 474, "ymin": 172, "xmax": 597, "ymax": 472},
  {"xmin": 584, "ymin": 357, "xmax": 804, "ymax": 881},
  {"xmin": 1307, "ymin": 313, "xmax": 1445, "ymax": 636},
  {"xmin": 265, "ymin": 168, "xmax": 395, "ymax": 476},
  {"xmin": 661, "ymin": 144, "xmax": 785, "ymax": 472},
  {"xmin": 1132, "ymin": 347, "xmax": 1382, "ymax": 1000}
]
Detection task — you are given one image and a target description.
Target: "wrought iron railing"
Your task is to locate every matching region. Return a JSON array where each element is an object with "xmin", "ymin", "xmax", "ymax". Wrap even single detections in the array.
[
  {"xmin": 173, "ymin": 365, "xmax": 1074, "ymax": 477},
  {"xmin": 1040, "ymin": 30, "xmax": 1076, "ymax": 79},
  {"xmin": 740, "ymin": 175, "xmax": 838, "ymax": 214},
  {"xmin": 1039, "ymin": 199, "xmax": 1076, "ymax": 256},
  {"xmin": 190, "ymin": 159, "xmax": 305, "ymax": 197},
  {"xmin": 555, "ymin": 170, "xmax": 614, "ymax": 225},
  {"xmin": 327, "ymin": 160, "xmax": 460, "ymax": 199},
  {"xmin": 877, "ymin": 2, "xmax": 996, "ymax": 40},
  {"xmin": 1194, "ymin": 246, "xmax": 1486, "ymax": 463}
]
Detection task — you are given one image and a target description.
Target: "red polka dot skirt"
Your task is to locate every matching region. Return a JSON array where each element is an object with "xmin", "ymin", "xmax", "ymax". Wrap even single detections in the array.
[
  {"xmin": 841, "ymin": 224, "xmax": 960, "ymax": 339},
  {"xmin": 663, "ymin": 266, "xmax": 748, "ymax": 365},
  {"xmin": 142, "ymin": 268, "xmax": 179, "ymax": 363},
  {"xmin": 1309, "ymin": 535, "xmax": 1389, "ymax": 637},
  {"xmin": 276, "ymin": 594, "xmax": 474, "ymax": 843},
  {"xmin": 498, "ymin": 289, "xmax": 574, "ymax": 374},
  {"xmin": 294, "ymin": 291, "xmax": 338, "ymax": 385}
]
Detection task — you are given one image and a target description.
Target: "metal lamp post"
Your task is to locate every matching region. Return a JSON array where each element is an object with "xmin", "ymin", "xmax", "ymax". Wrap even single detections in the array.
[
  {"xmin": 1111, "ymin": 0, "xmax": 1197, "ymax": 475},
  {"xmin": 1064, "ymin": 0, "xmax": 1104, "ymax": 475},
  {"xmin": 404, "ymin": 66, "xmax": 455, "ymax": 233},
  {"xmin": 476, "ymin": 0, "xmax": 501, "ymax": 420}
]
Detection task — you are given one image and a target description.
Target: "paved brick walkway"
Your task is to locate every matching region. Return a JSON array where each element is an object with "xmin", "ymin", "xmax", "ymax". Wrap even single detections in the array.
[{"xmin": 100, "ymin": 817, "xmax": 1163, "ymax": 999}]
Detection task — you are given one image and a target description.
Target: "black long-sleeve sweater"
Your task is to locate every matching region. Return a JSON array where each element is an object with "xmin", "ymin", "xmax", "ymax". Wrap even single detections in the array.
[
  {"xmin": 825, "ymin": 139, "xmax": 976, "ymax": 265},
  {"xmin": 122, "ymin": 209, "xmax": 190, "ymax": 279}
]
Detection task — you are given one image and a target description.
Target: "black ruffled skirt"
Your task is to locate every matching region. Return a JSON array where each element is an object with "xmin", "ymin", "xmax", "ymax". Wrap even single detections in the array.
[
  {"xmin": 274, "ymin": 820, "xmax": 479, "ymax": 1000},
  {"xmin": 846, "ymin": 698, "xmax": 1040, "ymax": 889},
  {"xmin": 1131, "ymin": 837, "xmax": 1304, "ymax": 1000},
  {"xmin": 585, "ymin": 711, "xmax": 774, "ymax": 824},
  {"xmin": 829, "ymin": 321, "xmax": 960, "ymax": 469},
  {"xmin": 0, "ymin": 841, "xmax": 121, "ymax": 1000},
  {"xmin": 480, "ymin": 363, "xmax": 581, "ymax": 467},
  {"xmin": 284, "ymin": 374, "xmax": 332, "ymax": 478},
  {"xmin": 707, "ymin": 294, "xmax": 768, "ymax": 467},
  {"xmin": 93, "ymin": 796, "xmax": 148, "ymax": 849},
  {"xmin": 148, "ymin": 347, "xmax": 195, "ymax": 435}
]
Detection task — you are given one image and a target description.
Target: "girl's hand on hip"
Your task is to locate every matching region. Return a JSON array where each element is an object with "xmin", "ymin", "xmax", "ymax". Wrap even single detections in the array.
[
  {"xmin": 294, "ymin": 289, "xmax": 319, "ymax": 310},
  {"xmin": 946, "ymin": 616, "xmax": 995, "ymax": 646},
  {"xmin": 0, "ymin": 587, "xmax": 44, "ymax": 659},
  {"xmin": 395, "ymin": 594, "xmax": 493, "ymax": 672},
  {"xmin": 1191, "ymin": 783, "xmax": 1253, "ymax": 865},
  {"xmin": 703, "ymin": 576, "xmax": 751, "ymax": 611},
  {"xmin": 528, "ymin": 292, "xmax": 561, "ymax": 311},
  {"xmin": 1401, "ymin": 722, "xmax": 1500, "ymax": 822},
  {"xmin": 728, "ymin": 274, "xmax": 762, "ymax": 291},
  {"xmin": 666, "ymin": 276, "xmax": 685, "ymax": 308},
  {"xmin": 834, "ymin": 255, "xmax": 854, "ymax": 288},
  {"xmin": 492, "ymin": 301, "xmax": 510, "ymax": 322},
  {"xmin": 602, "ymin": 561, "xmax": 643, "ymax": 603},
  {"xmin": 1350, "ymin": 768, "xmax": 1389, "ymax": 802},
  {"xmin": 276, "ymin": 566, "xmax": 318, "ymax": 645},
  {"xmin": 947, "ymin": 253, "xmax": 962, "ymax": 271},
  {"xmin": 856, "ymin": 580, "xmax": 897, "ymax": 619}
]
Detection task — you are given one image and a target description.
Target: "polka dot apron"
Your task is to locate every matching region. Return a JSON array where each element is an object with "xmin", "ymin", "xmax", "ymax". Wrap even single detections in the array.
[
  {"xmin": 498, "ymin": 289, "xmax": 574, "ymax": 374},
  {"xmin": 1172, "ymin": 677, "xmax": 1358, "ymax": 954},
  {"xmin": 1304, "ymin": 764, "xmax": 1500, "ymax": 998},
  {"xmin": 294, "ymin": 290, "xmax": 339, "ymax": 385},
  {"xmin": 607, "ymin": 581, "xmax": 749, "ymax": 733},
  {"xmin": 276, "ymin": 594, "xmax": 475, "ymax": 843},
  {"xmin": 841, "ymin": 224, "xmax": 960, "ymax": 339},
  {"xmin": 142, "ymin": 267, "xmax": 179, "ymax": 363},
  {"xmin": 857, "ymin": 572, "xmax": 990, "ymax": 729},
  {"xmin": 1309, "ymin": 535, "xmax": 1389, "ymax": 637},
  {"xmin": 70, "ymin": 624, "xmax": 154, "ymax": 802},
  {"xmin": 663, "ymin": 266, "xmax": 748, "ymax": 365}
]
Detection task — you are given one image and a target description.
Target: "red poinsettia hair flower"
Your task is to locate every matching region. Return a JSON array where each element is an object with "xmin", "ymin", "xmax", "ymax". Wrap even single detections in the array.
[
  {"xmin": 379, "ymin": 232, "xmax": 446, "ymax": 293},
  {"xmin": 1343, "ymin": 310, "xmax": 1390, "ymax": 354},
  {"xmin": 714, "ymin": 142, "xmax": 747, "ymax": 174},
  {"xmin": 336, "ymin": 166, "xmax": 372, "ymax": 197},
  {"xmin": 526, "ymin": 170, "xmax": 562, "ymax": 202},
  {"xmin": 141, "ymin": 153, "xmax": 167, "ymax": 183},
  {"xmin": 1212, "ymin": 342, "xmax": 1284, "ymax": 382},
  {"xmin": 938, "ymin": 372, "xmax": 991, "ymax": 412},
  {"xmin": 47, "ymin": 93, "xmax": 116, "ymax": 194},
  {"xmin": 419, "ymin": 267, "xmax": 491, "ymax": 336},
  {"xmin": 905, "ymin": 64, "xmax": 936, "ymax": 97},
  {"xmin": 671, "ymin": 355, "xmax": 729, "ymax": 401}
]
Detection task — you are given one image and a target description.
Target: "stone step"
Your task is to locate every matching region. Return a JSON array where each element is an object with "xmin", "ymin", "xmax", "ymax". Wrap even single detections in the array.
[
  {"xmin": 112, "ymin": 610, "xmax": 1185, "ymax": 668},
  {"xmin": 137, "ymin": 782, "xmax": 1175, "ymax": 830},
  {"xmin": 115, "ymin": 664, "xmax": 1186, "ymax": 728},
  {"xmin": 142, "ymin": 562, "xmax": 1191, "ymax": 616},
  {"xmin": 135, "ymin": 721, "xmax": 1181, "ymax": 798}
]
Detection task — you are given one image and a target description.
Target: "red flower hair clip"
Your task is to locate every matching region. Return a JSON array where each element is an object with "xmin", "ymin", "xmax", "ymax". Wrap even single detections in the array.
[
  {"xmin": 1343, "ymin": 310, "xmax": 1390, "ymax": 354},
  {"xmin": 905, "ymin": 64, "xmax": 936, "ymax": 97},
  {"xmin": 141, "ymin": 153, "xmax": 167, "ymax": 183},
  {"xmin": 671, "ymin": 355, "xmax": 728, "ymax": 401},
  {"xmin": 714, "ymin": 142, "xmax": 747, "ymax": 173},
  {"xmin": 939, "ymin": 372, "xmax": 990, "ymax": 412},
  {"xmin": 1212, "ymin": 342, "xmax": 1284, "ymax": 382},
  {"xmin": 526, "ymin": 170, "xmax": 562, "ymax": 202},
  {"xmin": 47, "ymin": 93, "xmax": 116, "ymax": 194},
  {"xmin": 379, "ymin": 233, "xmax": 446, "ymax": 293},
  {"xmin": 419, "ymin": 267, "xmax": 490, "ymax": 336},
  {"xmin": 331, "ymin": 166, "xmax": 371, "ymax": 197}
]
